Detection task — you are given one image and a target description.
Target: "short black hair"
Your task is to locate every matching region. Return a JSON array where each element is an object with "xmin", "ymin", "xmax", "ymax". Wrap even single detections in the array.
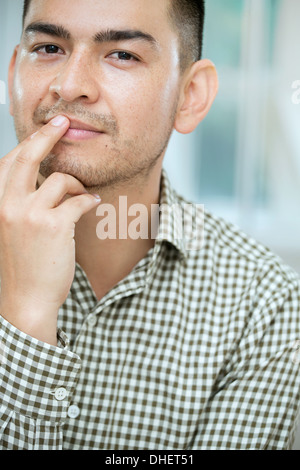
[
  {"xmin": 168, "ymin": 0, "xmax": 205, "ymax": 69},
  {"xmin": 22, "ymin": 0, "xmax": 205, "ymax": 70},
  {"xmin": 22, "ymin": 0, "xmax": 30, "ymax": 26}
]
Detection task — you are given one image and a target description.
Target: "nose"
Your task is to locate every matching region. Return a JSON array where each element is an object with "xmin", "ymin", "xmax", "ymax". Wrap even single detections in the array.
[{"xmin": 49, "ymin": 48, "xmax": 100, "ymax": 103}]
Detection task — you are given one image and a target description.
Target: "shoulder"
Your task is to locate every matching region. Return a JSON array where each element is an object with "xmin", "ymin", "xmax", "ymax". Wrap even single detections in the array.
[
  {"xmin": 204, "ymin": 208, "xmax": 299, "ymax": 283},
  {"xmin": 174, "ymin": 188, "xmax": 300, "ymax": 301},
  {"xmin": 161, "ymin": 171, "xmax": 300, "ymax": 303}
]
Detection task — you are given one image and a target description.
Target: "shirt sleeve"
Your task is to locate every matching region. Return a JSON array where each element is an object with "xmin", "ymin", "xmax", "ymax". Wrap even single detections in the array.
[
  {"xmin": 0, "ymin": 315, "xmax": 81, "ymax": 450},
  {"xmin": 192, "ymin": 271, "xmax": 300, "ymax": 450}
]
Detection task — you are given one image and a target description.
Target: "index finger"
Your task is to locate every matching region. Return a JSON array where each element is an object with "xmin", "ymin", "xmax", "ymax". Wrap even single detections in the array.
[{"xmin": 5, "ymin": 115, "xmax": 70, "ymax": 195}]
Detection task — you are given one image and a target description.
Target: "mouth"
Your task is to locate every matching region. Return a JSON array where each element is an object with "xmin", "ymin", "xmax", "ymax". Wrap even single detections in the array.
[
  {"xmin": 45, "ymin": 117, "xmax": 104, "ymax": 141},
  {"xmin": 64, "ymin": 127, "xmax": 103, "ymax": 141}
]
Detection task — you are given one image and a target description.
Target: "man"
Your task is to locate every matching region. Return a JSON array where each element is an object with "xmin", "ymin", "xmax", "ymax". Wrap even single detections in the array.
[{"xmin": 0, "ymin": 0, "xmax": 299, "ymax": 450}]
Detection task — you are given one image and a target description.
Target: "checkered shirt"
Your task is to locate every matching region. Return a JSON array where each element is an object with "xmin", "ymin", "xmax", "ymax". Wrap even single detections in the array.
[{"xmin": 1, "ymin": 170, "xmax": 300, "ymax": 450}]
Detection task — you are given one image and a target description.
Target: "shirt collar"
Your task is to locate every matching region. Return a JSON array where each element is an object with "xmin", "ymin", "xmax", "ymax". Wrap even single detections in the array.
[{"xmin": 154, "ymin": 169, "xmax": 188, "ymax": 259}]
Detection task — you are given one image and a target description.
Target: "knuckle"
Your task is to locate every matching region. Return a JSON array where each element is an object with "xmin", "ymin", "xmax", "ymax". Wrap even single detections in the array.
[
  {"xmin": 49, "ymin": 172, "xmax": 67, "ymax": 185},
  {"xmin": 26, "ymin": 209, "xmax": 55, "ymax": 233},
  {"xmin": 72, "ymin": 194, "xmax": 98, "ymax": 212},
  {"xmin": 38, "ymin": 127, "xmax": 51, "ymax": 139},
  {"xmin": 49, "ymin": 172, "xmax": 84, "ymax": 193},
  {"xmin": 15, "ymin": 151, "xmax": 32, "ymax": 166},
  {"xmin": 72, "ymin": 196, "xmax": 84, "ymax": 207},
  {"xmin": 26, "ymin": 208, "xmax": 40, "ymax": 227},
  {"xmin": 0, "ymin": 205, "xmax": 14, "ymax": 225},
  {"xmin": 0, "ymin": 157, "xmax": 10, "ymax": 172}
]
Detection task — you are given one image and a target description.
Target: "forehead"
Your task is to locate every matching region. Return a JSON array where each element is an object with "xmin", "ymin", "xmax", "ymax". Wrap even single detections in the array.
[{"xmin": 24, "ymin": 0, "xmax": 173, "ymax": 38}]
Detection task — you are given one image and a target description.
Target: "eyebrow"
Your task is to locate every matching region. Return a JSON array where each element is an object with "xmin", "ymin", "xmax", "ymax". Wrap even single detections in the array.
[
  {"xmin": 94, "ymin": 29, "xmax": 159, "ymax": 50},
  {"xmin": 24, "ymin": 22, "xmax": 71, "ymax": 40},
  {"xmin": 24, "ymin": 22, "xmax": 159, "ymax": 50}
]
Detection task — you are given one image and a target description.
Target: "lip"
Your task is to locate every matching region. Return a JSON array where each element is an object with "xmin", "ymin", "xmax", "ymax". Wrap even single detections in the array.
[
  {"xmin": 63, "ymin": 127, "xmax": 103, "ymax": 141},
  {"xmin": 45, "ymin": 116, "xmax": 104, "ymax": 141}
]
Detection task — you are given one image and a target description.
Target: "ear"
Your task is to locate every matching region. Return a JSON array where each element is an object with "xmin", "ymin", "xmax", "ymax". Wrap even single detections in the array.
[
  {"xmin": 8, "ymin": 46, "xmax": 19, "ymax": 117},
  {"xmin": 174, "ymin": 59, "xmax": 218, "ymax": 134}
]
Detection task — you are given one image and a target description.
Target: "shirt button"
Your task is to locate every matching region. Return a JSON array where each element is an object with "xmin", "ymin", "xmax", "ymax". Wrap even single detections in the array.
[
  {"xmin": 54, "ymin": 387, "xmax": 68, "ymax": 401},
  {"xmin": 87, "ymin": 314, "xmax": 97, "ymax": 327},
  {"xmin": 68, "ymin": 404, "xmax": 80, "ymax": 419}
]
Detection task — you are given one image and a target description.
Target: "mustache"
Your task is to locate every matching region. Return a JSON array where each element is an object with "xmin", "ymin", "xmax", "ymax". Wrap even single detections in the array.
[{"xmin": 33, "ymin": 103, "xmax": 119, "ymax": 135}]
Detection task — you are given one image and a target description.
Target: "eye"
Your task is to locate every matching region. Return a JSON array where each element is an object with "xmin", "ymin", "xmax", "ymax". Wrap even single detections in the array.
[
  {"xmin": 44, "ymin": 45, "xmax": 61, "ymax": 54},
  {"xmin": 33, "ymin": 44, "xmax": 64, "ymax": 55},
  {"xmin": 109, "ymin": 51, "xmax": 139, "ymax": 62}
]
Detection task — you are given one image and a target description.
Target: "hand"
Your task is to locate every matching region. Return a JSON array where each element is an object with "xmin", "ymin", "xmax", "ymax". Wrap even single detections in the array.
[{"xmin": 0, "ymin": 116, "xmax": 101, "ymax": 345}]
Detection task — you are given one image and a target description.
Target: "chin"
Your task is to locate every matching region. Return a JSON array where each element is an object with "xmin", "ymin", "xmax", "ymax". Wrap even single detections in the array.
[{"xmin": 39, "ymin": 153, "xmax": 113, "ymax": 190}]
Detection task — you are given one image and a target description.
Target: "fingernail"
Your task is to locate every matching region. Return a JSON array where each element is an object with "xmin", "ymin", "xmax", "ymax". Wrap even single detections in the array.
[
  {"xmin": 93, "ymin": 194, "xmax": 101, "ymax": 201},
  {"xmin": 51, "ymin": 115, "xmax": 69, "ymax": 127}
]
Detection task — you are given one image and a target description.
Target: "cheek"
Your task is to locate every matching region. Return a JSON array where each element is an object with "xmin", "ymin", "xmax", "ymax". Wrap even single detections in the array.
[
  {"xmin": 139, "ymin": 68, "xmax": 180, "ymax": 121},
  {"xmin": 12, "ymin": 63, "xmax": 46, "ymax": 115},
  {"xmin": 10, "ymin": 72, "xmax": 25, "ymax": 117},
  {"xmin": 11, "ymin": 69, "xmax": 46, "ymax": 140},
  {"xmin": 12, "ymin": 75, "xmax": 24, "ymax": 104},
  {"xmin": 111, "ymin": 76, "xmax": 179, "ymax": 135}
]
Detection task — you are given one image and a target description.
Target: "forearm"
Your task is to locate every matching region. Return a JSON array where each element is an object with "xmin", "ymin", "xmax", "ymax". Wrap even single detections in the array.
[
  {"xmin": 0, "ymin": 315, "xmax": 81, "ymax": 450},
  {"xmin": 0, "ymin": 117, "xmax": 100, "ymax": 347}
]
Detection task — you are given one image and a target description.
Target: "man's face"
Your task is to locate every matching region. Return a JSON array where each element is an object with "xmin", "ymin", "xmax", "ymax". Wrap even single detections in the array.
[{"xmin": 9, "ymin": 0, "xmax": 183, "ymax": 190}]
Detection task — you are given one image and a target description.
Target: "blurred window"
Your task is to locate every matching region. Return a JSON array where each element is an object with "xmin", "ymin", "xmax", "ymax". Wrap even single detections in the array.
[
  {"xmin": 164, "ymin": 0, "xmax": 300, "ymax": 272},
  {"xmin": 196, "ymin": 0, "xmax": 280, "ymax": 207}
]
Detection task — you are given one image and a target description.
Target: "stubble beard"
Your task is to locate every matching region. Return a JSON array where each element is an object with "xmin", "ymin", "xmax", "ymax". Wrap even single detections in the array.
[
  {"xmin": 14, "ymin": 100, "xmax": 178, "ymax": 193},
  {"xmin": 39, "ymin": 133, "xmax": 171, "ymax": 194}
]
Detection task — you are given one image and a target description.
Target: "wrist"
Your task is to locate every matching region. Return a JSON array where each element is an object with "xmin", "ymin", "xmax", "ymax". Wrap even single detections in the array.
[{"xmin": 0, "ymin": 297, "xmax": 59, "ymax": 346}]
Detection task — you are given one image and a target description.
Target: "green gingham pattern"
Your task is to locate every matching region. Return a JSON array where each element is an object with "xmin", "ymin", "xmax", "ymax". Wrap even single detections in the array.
[{"xmin": 1, "ymin": 170, "xmax": 300, "ymax": 450}]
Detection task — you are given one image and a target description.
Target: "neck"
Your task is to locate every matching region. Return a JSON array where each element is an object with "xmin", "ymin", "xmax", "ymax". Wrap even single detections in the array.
[{"xmin": 74, "ymin": 165, "xmax": 162, "ymax": 300}]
